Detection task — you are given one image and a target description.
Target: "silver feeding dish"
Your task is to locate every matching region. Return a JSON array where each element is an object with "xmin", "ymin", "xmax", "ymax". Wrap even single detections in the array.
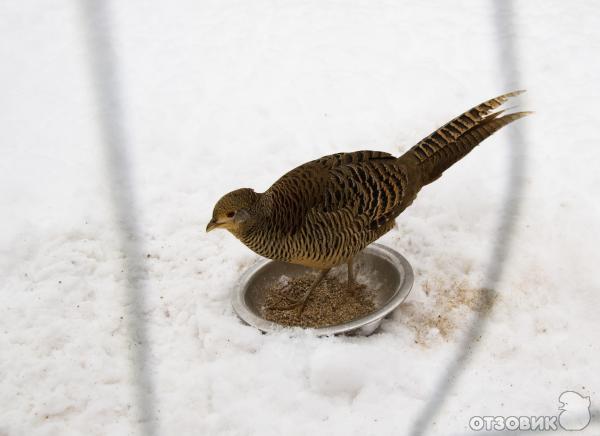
[{"xmin": 232, "ymin": 243, "xmax": 414, "ymax": 336}]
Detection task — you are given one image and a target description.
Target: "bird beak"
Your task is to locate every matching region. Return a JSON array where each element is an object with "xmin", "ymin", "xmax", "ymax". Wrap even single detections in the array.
[{"xmin": 206, "ymin": 219, "xmax": 219, "ymax": 232}]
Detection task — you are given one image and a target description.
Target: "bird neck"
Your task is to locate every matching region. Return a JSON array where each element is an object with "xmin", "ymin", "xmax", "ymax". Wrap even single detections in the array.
[{"xmin": 229, "ymin": 194, "xmax": 272, "ymax": 249}]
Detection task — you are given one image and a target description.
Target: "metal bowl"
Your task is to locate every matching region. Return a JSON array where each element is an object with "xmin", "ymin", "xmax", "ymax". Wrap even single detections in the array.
[{"xmin": 232, "ymin": 243, "xmax": 414, "ymax": 336}]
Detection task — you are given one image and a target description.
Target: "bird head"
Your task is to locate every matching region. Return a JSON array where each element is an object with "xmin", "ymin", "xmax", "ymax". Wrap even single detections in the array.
[
  {"xmin": 559, "ymin": 391, "xmax": 591, "ymax": 413},
  {"xmin": 206, "ymin": 188, "xmax": 260, "ymax": 233}
]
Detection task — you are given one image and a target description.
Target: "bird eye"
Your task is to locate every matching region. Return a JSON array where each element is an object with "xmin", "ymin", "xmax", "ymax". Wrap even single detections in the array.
[{"xmin": 226, "ymin": 211, "xmax": 235, "ymax": 218}]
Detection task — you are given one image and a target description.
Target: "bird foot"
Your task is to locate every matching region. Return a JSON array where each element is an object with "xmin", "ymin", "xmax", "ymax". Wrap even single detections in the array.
[
  {"xmin": 264, "ymin": 289, "xmax": 310, "ymax": 312},
  {"xmin": 264, "ymin": 297, "xmax": 303, "ymax": 311},
  {"xmin": 347, "ymin": 280, "xmax": 365, "ymax": 298}
]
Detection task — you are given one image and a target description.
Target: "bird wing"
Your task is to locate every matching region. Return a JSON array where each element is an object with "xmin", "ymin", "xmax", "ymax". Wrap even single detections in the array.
[{"xmin": 264, "ymin": 150, "xmax": 408, "ymax": 234}]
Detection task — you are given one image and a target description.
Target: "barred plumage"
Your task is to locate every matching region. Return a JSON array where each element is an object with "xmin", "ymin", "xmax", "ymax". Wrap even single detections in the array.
[{"xmin": 207, "ymin": 91, "xmax": 530, "ymax": 304}]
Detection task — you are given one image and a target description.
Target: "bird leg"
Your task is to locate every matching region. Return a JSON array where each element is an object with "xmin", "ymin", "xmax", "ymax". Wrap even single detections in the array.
[
  {"xmin": 266, "ymin": 268, "xmax": 330, "ymax": 312},
  {"xmin": 347, "ymin": 257, "xmax": 355, "ymax": 289}
]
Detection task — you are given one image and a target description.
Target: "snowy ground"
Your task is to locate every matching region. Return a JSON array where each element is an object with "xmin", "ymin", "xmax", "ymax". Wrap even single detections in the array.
[{"xmin": 1, "ymin": 1, "xmax": 599, "ymax": 435}]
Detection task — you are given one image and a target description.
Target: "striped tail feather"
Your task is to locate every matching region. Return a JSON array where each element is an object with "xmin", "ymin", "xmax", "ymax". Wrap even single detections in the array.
[{"xmin": 406, "ymin": 90, "xmax": 531, "ymax": 186}]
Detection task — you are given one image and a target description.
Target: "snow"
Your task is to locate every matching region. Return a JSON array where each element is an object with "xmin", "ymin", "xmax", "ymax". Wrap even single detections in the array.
[{"xmin": 1, "ymin": 0, "xmax": 599, "ymax": 435}]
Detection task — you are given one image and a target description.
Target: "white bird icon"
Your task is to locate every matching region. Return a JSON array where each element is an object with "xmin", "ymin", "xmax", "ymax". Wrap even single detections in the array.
[{"xmin": 558, "ymin": 391, "xmax": 591, "ymax": 431}]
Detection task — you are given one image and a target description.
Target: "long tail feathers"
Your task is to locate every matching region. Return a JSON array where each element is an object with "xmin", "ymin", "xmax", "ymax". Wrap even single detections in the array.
[{"xmin": 406, "ymin": 90, "xmax": 532, "ymax": 186}]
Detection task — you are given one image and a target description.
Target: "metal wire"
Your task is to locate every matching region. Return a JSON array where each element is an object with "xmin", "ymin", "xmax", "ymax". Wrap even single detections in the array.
[
  {"xmin": 409, "ymin": 2, "xmax": 529, "ymax": 435},
  {"xmin": 80, "ymin": 1, "xmax": 156, "ymax": 434}
]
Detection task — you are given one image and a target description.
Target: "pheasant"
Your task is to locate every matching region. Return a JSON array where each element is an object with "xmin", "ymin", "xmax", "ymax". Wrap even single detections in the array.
[{"xmin": 207, "ymin": 91, "xmax": 530, "ymax": 309}]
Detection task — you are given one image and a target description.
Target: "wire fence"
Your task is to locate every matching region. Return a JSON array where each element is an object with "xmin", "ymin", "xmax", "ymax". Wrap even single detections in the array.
[
  {"xmin": 410, "ymin": 2, "xmax": 528, "ymax": 434},
  {"xmin": 81, "ymin": 1, "xmax": 156, "ymax": 434}
]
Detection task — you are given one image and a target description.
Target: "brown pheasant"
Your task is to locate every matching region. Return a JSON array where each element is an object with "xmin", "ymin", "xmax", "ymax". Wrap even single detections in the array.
[{"xmin": 207, "ymin": 91, "xmax": 530, "ymax": 308}]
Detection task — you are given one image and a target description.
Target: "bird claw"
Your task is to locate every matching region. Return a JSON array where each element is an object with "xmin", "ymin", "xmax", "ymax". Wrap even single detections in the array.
[
  {"xmin": 264, "ymin": 288, "xmax": 310, "ymax": 312},
  {"xmin": 264, "ymin": 298, "xmax": 303, "ymax": 311}
]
